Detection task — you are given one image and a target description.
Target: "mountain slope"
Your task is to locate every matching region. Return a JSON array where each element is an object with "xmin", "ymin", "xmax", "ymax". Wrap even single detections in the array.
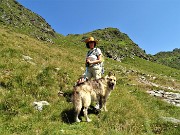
[
  {"xmin": 0, "ymin": 0, "xmax": 152, "ymax": 62},
  {"xmin": 0, "ymin": 0, "xmax": 61, "ymax": 43},
  {"xmin": 154, "ymin": 48, "xmax": 180, "ymax": 70},
  {"xmin": 1, "ymin": 25, "xmax": 180, "ymax": 135},
  {"xmin": 0, "ymin": 1, "xmax": 180, "ymax": 134},
  {"xmin": 67, "ymin": 27, "xmax": 153, "ymax": 61},
  {"xmin": 1, "ymin": 0, "xmax": 179, "ymax": 71}
]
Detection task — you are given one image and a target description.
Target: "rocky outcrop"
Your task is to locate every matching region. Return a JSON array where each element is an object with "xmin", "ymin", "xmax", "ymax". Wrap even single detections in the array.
[
  {"xmin": 0, "ymin": 0, "xmax": 57, "ymax": 43},
  {"xmin": 118, "ymin": 66, "xmax": 180, "ymax": 107},
  {"xmin": 161, "ymin": 117, "xmax": 180, "ymax": 124},
  {"xmin": 147, "ymin": 90, "xmax": 180, "ymax": 107}
]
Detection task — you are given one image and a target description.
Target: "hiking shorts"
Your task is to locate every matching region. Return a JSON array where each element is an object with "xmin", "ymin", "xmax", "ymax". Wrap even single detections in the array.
[{"xmin": 86, "ymin": 65, "xmax": 102, "ymax": 80}]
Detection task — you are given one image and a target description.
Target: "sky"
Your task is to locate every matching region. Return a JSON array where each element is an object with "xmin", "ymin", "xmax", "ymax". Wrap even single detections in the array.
[{"xmin": 16, "ymin": 0, "xmax": 180, "ymax": 55}]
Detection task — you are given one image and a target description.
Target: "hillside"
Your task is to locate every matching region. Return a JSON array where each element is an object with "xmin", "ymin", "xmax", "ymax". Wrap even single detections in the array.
[
  {"xmin": 2, "ymin": 0, "xmax": 180, "ymax": 71},
  {"xmin": 153, "ymin": 48, "xmax": 180, "ymax": 70},
  {"xmin": 0, "ymin": 0, "xmax": 180, "ymax": 134},
  {"xmin": 0, "ymin": 0, "xmax": 153, "ymax": 62},
  {"xmin": 66, "ymin": 27, "xmax": 154, "ymax": 62},
  {"xmin": 0, "ymin": 0, "xmax": 61, "ymax": 43},
  {"xmin": 1, "ymin": 25, "xmax": 180, "ymax": 135}
]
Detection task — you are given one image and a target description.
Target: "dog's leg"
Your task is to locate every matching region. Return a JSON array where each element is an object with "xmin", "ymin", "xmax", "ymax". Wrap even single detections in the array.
[
  {"xmin": 73, "ymin": 92, "xmax": 82, "ymax": 122},
  {"xmin": 103, "ymin": 101, "xmax": 108, "ymax": 112},
  {"xmin": 99, "ymin": 96, "xmax": 103, "ymax": 110},
  {"xmin": 103, "ymin": 92, "xmax": 111, "ymax": 111},
  {"xmin": 83, "ymin": 107, "xmax": 91, "ymax": 122},
  {"xmin": 100, "ymin": 97, "xmax": 108, "ymax": 112},
  {"xmin": 83, "ymin": 95, "xmax": 91, "ymax": 122},
  {"xmin": 74, "ymin": 108, "xmax": 81, "ymax": 122}
]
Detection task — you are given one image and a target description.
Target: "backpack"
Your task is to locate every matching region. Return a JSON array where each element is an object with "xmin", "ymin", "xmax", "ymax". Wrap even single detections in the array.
[{"xmin": 100, "ymin": 55, "xmax": 105, "ymax": 74}]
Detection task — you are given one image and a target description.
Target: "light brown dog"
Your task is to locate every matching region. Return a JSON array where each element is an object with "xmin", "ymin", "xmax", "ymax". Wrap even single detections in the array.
[{"xmin": 73, "ymin": 72, "xmax": 116, "ymax": 122}]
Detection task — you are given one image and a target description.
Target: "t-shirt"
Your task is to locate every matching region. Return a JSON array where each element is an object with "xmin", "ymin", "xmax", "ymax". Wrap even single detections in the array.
[{"xmin": 86, "ymin": 48, "xmax": 102, "ymax": 61}]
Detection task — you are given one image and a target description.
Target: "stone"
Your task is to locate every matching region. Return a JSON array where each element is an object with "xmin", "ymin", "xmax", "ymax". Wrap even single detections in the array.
[
  {"xmin": 33, "ymin": 101, "xmax": 50, "ymax": 111},
  {"xmin": 147, "ymin": 90, "xmax": 180, "ymax": 107},
  {"xmin": 161, "ymin": 117, "xmax": 180, "ymax": 124}
]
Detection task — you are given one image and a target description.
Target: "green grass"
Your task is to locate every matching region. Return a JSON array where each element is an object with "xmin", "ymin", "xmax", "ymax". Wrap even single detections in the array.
[
  {"xmin": 154, "ymin": 49, "xmax": 180, "ymax": 70},
  {"xmin": 0, "ymin": 26, "xmax": 180, "ymax": 135}
]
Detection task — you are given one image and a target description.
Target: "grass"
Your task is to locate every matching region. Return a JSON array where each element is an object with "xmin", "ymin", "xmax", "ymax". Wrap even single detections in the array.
[{"xmin": 0, "ymin": 26, "xmax": 180, "ymax": 135}]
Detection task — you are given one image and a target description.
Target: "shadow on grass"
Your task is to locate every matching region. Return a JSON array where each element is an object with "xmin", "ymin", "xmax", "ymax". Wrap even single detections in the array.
[
  {"xmin": 61, "ymin": 106, "xmax": 100, "ymax": 124},
  {"xmin": 61, "ymin": 108, "xmax": 75, "ymax": 124}
]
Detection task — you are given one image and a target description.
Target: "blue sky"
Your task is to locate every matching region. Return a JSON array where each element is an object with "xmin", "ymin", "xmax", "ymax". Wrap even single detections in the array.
[{"xmin": 16, "ymin": 0, "xmax": 180, "ymax": 55}]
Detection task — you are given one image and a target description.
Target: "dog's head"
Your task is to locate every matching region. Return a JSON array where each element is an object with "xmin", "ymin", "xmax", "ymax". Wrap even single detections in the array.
[{"xmin": 106, "ymin": 72, "xmax": 116, "ymax": 90}]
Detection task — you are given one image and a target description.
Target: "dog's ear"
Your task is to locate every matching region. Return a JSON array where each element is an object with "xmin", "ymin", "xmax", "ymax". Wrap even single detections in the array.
[
  {"xmin": 105, "ymin": 75, "xmax": 109, "ymax": 80},
  {"xmin": 108, "ymin": 72, "xmax": 115, "ymax": 77},
  {"xmin": 108, "ymin": 72, "xmax": 112, "ymax": 76}
]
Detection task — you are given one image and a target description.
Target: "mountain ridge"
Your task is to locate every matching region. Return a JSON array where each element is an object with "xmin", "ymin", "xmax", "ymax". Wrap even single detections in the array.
[
  {"xmin": 67, "ymin": 27, "xmax": 153, "ymax": 61},
  {"xmin": 0, "ymin": 0, "xmax": 61, "ymax": 43},
  {"xmin": 1, "ymin": 0, "xmax": 179, "ymax": 70},
  {"xmin": 153, "ymin": 48, "xmax": 180, "ymax": 70}
]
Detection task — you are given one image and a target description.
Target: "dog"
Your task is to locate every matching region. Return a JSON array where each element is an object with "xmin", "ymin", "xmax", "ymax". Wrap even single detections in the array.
[{"xmin": 73, "ymin": 72, "xmax": 116, "ymax": 122}]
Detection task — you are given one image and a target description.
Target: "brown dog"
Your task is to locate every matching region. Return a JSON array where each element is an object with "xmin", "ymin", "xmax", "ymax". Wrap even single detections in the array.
[{"xmin": 73, "ymin": 72, "xmax": 116, "ymax": 122}]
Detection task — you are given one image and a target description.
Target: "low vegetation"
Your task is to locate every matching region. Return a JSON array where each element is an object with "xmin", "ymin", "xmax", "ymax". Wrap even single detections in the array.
[
  {"xmin": 154, "ymin": 48, "xmax": 180, "ymax": 70},
  {"xmin": 0, "ymin": 26, "xmax": 180, "ymax": 135},
  {"xmin": 0, "ymin": 1, "xmax": 179, "ymax": 134}
]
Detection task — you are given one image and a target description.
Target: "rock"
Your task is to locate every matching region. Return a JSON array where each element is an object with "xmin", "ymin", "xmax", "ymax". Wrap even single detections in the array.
[
  {"xmin": 22, "ymin": 55, "xmax": 33, "ymax": 61},
  {"xmin": 161, "ymin": 117, "xmax": 180, "ymax": 124},
  {"xmin": 33, "ymin": 101, "xmax": 50, "ymax": 111},
  {"xmin": 147, "ymin": 90, "xmax": 180, "ymax": 107},
  {"xmin": 55, "ymin": 68, "xmax": 60, "ymax": 71},
  {"xmin": 22, "ymin": 55, "xmax": 36, "ymax": 65}
]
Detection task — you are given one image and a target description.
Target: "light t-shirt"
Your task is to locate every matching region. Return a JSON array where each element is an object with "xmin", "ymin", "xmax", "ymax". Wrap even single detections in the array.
[{"xmin": 86, "ymin": 48, "xmax": 102, "ymax": 61}]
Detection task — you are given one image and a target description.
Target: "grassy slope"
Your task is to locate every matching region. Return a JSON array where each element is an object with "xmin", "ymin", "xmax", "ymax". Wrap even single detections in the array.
[
  {"xmin": 0, "ymin": 0, "xmax": 58, "ymax": 43},
  {"xmin": 66, "ymin": 27, "xmax": 151, "ymax": 61},
  {"xmin": 0, "ymin": 26, "xmax": 180, "ymax": 135},
  {"xmin": 153, "ymin": 49, "xmax": 180, "ymax": 70}
]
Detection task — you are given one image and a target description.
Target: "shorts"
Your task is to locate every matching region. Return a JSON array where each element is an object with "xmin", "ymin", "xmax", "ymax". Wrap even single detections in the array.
[{"xmin": 86, "ymin": 65, "xmax": 101, "ymax": 80}]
